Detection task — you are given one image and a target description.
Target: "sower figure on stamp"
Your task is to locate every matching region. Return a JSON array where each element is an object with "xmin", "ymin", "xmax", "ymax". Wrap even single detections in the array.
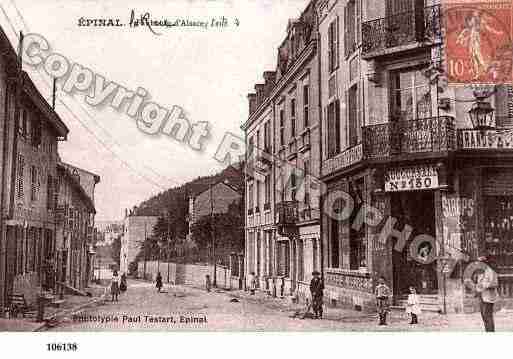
[
  {"xmin": 375, "ymin": 276, "xmax": 391, "ymax": 326},
  {"xmin": 310, "ymin": 271, "xmax": 324, "ymax": 319}
]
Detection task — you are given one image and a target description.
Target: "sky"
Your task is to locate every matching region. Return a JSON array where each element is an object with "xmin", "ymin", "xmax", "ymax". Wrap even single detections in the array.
[{"xmin": 0, "ymin": 0, "xmax": 309, "ymax": 221}]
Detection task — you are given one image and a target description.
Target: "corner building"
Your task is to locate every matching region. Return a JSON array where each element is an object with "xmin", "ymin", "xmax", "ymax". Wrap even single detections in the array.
[{"xmin": 318, "ymin": 0, "xmax": 513, "ymax": 313}]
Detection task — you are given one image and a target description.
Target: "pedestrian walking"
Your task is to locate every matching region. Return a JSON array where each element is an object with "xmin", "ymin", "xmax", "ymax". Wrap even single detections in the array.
[
  {"xmin": 474, "ymin": 256, "xmax": 500, "ymax": 332},
  {"xmin": 309, "ymin": 271, "xmax": 324, "ymax": 319},
  {"xmin": 406, "ymin": 286, "xmax": 421, "ymax": 324},
  {"xmin": 110, "ymin": 270, "xmax": 120, "ymax": 302},
  {"xmin": 156, "ymin": 272, "xmax": 163, "ymax": 293},
  {"xmin": 120, "ymin": 273, "xmax": 127, "ymax": 293},
  {"xmin": 248, "ymin": 272, "xmax": 257, "ymax": 295},
  {"xmin": 205, "ymin": 274, "xmax": 211, "ymax": 292},
  {"xmin": 375, "ymin": 276, "xmax": 391, "ymax": 325}
]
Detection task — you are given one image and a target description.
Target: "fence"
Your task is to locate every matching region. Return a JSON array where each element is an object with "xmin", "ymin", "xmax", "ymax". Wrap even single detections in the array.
[{"xmin": 136, "ymin": 261, "xmax": 243, "ymax": 290}]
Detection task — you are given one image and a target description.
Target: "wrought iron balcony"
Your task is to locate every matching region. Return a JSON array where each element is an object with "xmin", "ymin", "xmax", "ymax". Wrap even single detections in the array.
[
  {"xmin": 298, "ymin": 128, "xmax": 311, "ymax": 152},
  {"xmin": 362, "ymin": 116, "xmax": 456, "ymax": 160},
  {"xmin": 362, "ymin": 5, "xmax": 441, "ymax": 57},
  {"xmin": 276, "ymin": 201, "xmax": 299, "ymax": 226}
]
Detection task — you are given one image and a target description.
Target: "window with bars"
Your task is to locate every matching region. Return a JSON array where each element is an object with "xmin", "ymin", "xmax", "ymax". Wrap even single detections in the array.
[
  {"xmin": 290, "ymin": 98, "xmax": 296, "ymax": 138},
  {"xmin": 328, "ymin": 17, "xmax": 339, "ymax": 73},
  {"xmin": 16, "ymin": 154, "xmax": 25, "ymax": 199},
  {"xmin": 303, "ymin": 84, "xmax": 309, "ymax": 128},
  {"xmin": 327, "ymin": 100, "xmax": 341, "ymax": 158}
]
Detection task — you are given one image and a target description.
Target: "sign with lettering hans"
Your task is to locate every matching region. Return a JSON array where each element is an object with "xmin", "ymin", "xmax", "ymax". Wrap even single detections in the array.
[{"xmin": 385, "ymin": 165, "xmax": 439, "ymax": 192}]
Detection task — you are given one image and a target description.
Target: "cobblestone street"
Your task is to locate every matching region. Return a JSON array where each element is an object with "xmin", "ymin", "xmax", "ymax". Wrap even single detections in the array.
[{"xmin": 48, "ymin": 280, "xmax": 513, "ymax": 332}]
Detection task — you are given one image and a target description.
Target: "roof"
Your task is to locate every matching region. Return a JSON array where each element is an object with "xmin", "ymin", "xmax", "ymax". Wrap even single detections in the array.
[
  {"xmin": 57, "ymin": 162, "xmax": 96, "ymax": 213},
  {"xmin": 22, "ymin": 71, "xmax": 69, "ymax": 138},
  {"xmin": 193, "ymin": 180, "xmax": 242, "ymax": 199}
]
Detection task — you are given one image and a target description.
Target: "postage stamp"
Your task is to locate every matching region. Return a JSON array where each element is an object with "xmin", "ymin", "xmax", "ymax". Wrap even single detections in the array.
[{"xmin": 443, "ymin": 0, "xmax": 513, "ymax": 84}]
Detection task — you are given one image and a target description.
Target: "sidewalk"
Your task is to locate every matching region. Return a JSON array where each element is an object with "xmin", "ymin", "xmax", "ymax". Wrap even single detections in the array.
[
  {"xmin": 226, "ymin": 288, "xmax": 375, "ymax": 322},
  {"xmin": 0, "ymin": 285, "xmax": 107, "ymax": 332}
]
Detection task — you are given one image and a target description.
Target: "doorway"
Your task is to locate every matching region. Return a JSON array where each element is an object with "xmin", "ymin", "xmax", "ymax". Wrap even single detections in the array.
[{"xmin": 391, "ymin": 191, "xmax": 438, "ymax": 295}]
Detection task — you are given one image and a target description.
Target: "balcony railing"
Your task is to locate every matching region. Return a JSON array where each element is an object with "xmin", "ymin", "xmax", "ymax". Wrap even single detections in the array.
[
  {"xmin": 298, "ymin": 128, "xmax": 311, "ymax": 152},
  {"xmin": 362, "ymin": 116, "xmax": 456, "ymax": 159},
  {"xmin": 276, "ymin": 201, "xmax": 299, "ymax": 226},
  {"xmin": 362, "ymin": 5, "xmax": 441, "ymax": 56}
]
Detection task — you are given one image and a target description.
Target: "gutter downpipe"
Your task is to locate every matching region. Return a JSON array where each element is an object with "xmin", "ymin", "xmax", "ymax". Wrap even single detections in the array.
[{"xmin": 316, "ymin": 23, "xmax": 325, "ymax": 284}]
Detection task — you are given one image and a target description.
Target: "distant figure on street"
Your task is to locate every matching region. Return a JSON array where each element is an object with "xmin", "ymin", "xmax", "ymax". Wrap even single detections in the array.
[
  {"xmin": 474, "ymin": 256, "xmax": 500, "ymax": 332},
  {"xmin": 205, "ymin": 274, "xmax": 211, "ymax": 292},
  {"xmin": 120, "ymin": 273, "xmax": 127, "ymax": 293},
  {"xmin": 248, "ymin": 272, "xmax": 257, "ymax": 295},
  {"xmin": 309, "ymin": 271, "xmax": 324, "ymax": 319},
  {"xmin": 156, "ymin": 272, "xmax": 163, "ymax": 293},
  {"xmin": 406, "ymin": 286, "xmax": 421, "ymax": 324},
  {"xmin": 375, "ymin": 276, "xmax": 391, "ymax": 325},
  {"xmin": 111, "ymin": 270, "xmax": 120, "ymax": 302}
]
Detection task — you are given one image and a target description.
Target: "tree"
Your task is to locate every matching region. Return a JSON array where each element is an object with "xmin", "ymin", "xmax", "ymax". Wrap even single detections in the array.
[
  {"xmin": 111, "ymin": 234, "xmax": 122, "ymax": 266},
  {"xmin": 190, "ymin": 201, "xmax": 243, "ymax": 266}
]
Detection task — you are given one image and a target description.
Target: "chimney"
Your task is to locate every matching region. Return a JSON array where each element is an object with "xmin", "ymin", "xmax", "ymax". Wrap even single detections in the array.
[
  {"xmin": 263, "ymin": 71, "xmax": 276, "ymax": 97},
  {"xmin": 255, "ymin": 84, "xmax": 264, "ymax": 106},
  {"xmin": 248, "ymin": 93, "xmax": 257, "ymax": 115}
]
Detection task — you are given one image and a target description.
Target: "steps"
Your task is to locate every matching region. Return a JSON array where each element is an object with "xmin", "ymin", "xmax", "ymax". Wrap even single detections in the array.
[{"xmin": 391, "ymin": 294, "xmax": 442, "ymax": 313}]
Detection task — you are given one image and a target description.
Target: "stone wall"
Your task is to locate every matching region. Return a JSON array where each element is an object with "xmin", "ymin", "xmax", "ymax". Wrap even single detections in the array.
[{"xmin": 137, "ymin": 261, "xmax": 237, "ymax": 290}]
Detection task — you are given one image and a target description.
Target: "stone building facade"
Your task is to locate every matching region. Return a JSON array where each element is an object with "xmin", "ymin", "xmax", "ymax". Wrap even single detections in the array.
[
  {"xmin": 317, "ymin": 0, "xmax": 513, "ymax": 313},
  {"xmin": 55, "ymin": 162, "xmax": 98, "ymax": 292},
  {"xmin": 243, "ymin": 0, "xmax": 322, "ymax": 300},
  {"xmin": 0, "ymin": 28, "xmax": 70, "ymax": 311}
]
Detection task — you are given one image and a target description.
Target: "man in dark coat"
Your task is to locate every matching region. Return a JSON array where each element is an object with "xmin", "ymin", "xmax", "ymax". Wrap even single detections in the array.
[{"xmin": 310, "ymin": 271, "xmax": 324, "ymax": 319}]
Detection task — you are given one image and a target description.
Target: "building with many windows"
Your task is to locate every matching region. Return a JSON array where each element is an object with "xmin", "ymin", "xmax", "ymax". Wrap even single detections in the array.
[
  {"xmin": 317, "ymin": 0, "xmax": 513, "ymax": 313},
  {"xmin": 0, "ymin": 27, "xmax": 70, "ymax": 311},
  {"xmin": 243, "ymin": 0, "xmax": 322, "ymax": 300}
]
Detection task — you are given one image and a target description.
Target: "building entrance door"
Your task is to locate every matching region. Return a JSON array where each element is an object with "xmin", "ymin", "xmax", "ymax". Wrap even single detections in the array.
[{"xmin": 391, "ymin": 191, "xmax": 438, "ymax": 295}]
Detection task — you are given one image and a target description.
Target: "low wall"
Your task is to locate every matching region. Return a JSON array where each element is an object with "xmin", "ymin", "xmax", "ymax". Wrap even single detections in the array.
[{"xmin": 137, "ymin": 261, "xmax": 239, "ymax": 290}]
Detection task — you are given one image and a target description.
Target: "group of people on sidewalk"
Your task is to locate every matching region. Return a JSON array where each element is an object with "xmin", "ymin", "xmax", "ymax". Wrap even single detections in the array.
[{"xmin": 245, "ymin": 255, "xmax": 500, "ymax": 331}]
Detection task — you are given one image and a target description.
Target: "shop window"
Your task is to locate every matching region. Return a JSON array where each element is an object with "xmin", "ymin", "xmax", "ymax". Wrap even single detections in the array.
[
  {"xmin": 484, "ymin": 196, "xmax": 513, "ymax": 268},
  {"xmin": 298, "ymin": 239, "xmax": 304, "ymax": 282},
  {"xmin": 256, "ymin": 232, "xmax": 261, "ymax": 277},
  {"xmin": 330, "ymin": 218, "xmax": 340, "ymax": 268},
  {"xmin": 277, "ymin": 241, "xmax": 290, "ymax": 276},
  {"xmin": 312, "ymin": 239, "xmax": 318, "ymax": 272},
  {"xmin": 349, "ymin": 179, "xmax": 366, "ymax": 270}
]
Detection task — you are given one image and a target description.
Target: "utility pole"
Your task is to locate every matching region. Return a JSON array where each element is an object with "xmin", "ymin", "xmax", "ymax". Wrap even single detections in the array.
[
  {"xmin": 167, "ymin": 210, "xmax": 171, "ymax": 283},
  {"xmin": 210, "ymin": 183, "xmax": 217, "ymax": 287},
  {"xmin": 143, "ymin": 222, "xmax": 147, "ymax": 280}
]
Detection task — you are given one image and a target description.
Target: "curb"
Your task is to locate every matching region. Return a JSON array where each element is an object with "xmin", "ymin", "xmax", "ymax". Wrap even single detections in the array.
[{"xmin": 35, "ymin": 287, "xmax": 108, "ymax": 331}]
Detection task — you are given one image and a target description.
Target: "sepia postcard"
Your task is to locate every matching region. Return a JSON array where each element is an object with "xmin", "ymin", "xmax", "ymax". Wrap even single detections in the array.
[{"xmin": 0, "ymin": 1, "xmax": 513, "ymax": 350}]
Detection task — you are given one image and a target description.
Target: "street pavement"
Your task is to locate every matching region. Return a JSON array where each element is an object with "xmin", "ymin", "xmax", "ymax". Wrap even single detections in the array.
[{"xmin": 49, "ymin": 279, "xmax": 513, "ymax": 331}]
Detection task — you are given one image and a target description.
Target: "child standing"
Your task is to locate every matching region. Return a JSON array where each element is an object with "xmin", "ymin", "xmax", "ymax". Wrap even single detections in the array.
[
  {"xmin": 375, "ymin": 277, "xmax": 391, "ymax": 325},
  {"xmin": 248, "ymin": 272, "xmax": 257, "ymax": 295},
  {"xmin": 406, "ymin": 286, "xmax": 421, "ymax": 324}
]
